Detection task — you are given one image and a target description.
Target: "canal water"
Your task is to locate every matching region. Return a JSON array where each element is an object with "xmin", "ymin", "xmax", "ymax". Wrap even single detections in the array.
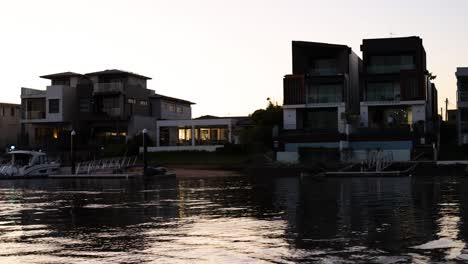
[{"xmin": 0, "ymin": 176, "xmax": 468, "ymax": 263}]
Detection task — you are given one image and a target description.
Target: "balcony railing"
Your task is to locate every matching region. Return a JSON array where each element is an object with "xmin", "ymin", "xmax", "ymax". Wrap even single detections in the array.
[
  {"xmin": 367, "ymin": 64, "xmax": 415, "ymax": 74},
  {"xmin": 366, "ymin": 93, "xmax": 400, "ymax": 102},
  {"xmin": 102, "ymin": 108, "xmax": 121, "ymax": 117},
  {"xmin": 94, "ymin": 82, "xmax": 124, "ymax": 94},
  {"xmin": 307, "ymin": 95, "xmax": 342, "ymax": 104},
  {"xmin": 23, "ymin": 111, "xmax": 46, "ymax": 120}
]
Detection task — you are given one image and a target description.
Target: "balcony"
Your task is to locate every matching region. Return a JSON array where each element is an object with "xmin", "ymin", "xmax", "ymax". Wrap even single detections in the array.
[
  {"xmin": 21, "ymin": 88, "xmax": 46, "ymax": 98},
  {"xmin": 307, "ymin": 84, "xmax": 343, "ymax": 104},
  {"xmin": 308, "ymin": 95, "xmax": 342, "ymax": 104},
  {"xmin": 23, "ymin": 111, "xmax": 46, "ymax": 120},
  {"xmin": 102, "ymin": 108, "xmax": 121, "ymax": 117},
  {"xmin": 367, "ymin": 64, "xmax": 415, "ymax": 74},
  {"xmin": 94, "ymin": 82, "xmax": 124, "ymax": 94}
]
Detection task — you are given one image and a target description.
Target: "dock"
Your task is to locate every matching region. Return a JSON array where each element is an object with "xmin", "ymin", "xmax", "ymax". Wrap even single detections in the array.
[{"xmin": 50, "ymin": 174, "xmax": 137, "ymax": 179}]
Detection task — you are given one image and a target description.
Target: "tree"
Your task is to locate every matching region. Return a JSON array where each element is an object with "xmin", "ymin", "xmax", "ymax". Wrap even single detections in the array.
[
  {"xmin": 428, "ymin": 72, "xmax": 437, "ymax": 81},
  {"xmin": 240, "ymin": 100, "xmax": 283, "ymax": 152}
]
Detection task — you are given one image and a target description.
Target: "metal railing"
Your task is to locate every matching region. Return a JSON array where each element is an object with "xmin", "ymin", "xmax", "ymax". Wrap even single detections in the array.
[
  {"xmin": 94, "ymin": 82, "xmax": 124, "ymax": 93},
  {"xmin": 75, "ymin": 156, "xmax": 137, "ymax": 175},
  {"xmin": 23, "ymin": 111, "xmax": 46, "ymax": 120}
]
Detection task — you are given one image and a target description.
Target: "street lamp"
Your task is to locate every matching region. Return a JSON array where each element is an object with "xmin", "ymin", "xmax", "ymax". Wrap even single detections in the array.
[
  {"xmin": 142, "ymin": 129, "xmax": 148, "ymax": 176},
  {"xmin": 71, "ymin": 130, "xmax": 76, "ymax": 175}
]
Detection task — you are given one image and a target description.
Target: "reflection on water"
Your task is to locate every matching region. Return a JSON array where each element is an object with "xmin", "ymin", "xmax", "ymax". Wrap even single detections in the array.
[{"xmin": 1, "ymin": 176, "xmax": 468, "ymax": 263}]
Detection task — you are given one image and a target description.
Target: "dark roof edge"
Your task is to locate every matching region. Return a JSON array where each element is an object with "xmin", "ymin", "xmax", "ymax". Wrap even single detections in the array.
[{"xmin": 150, "ymin": 94, "xmax": 195, "ymax": 105}]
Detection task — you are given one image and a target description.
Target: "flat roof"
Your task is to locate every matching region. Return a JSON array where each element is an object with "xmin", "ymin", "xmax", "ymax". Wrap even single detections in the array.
[
  {"xmin": 456, "ymin": 67, "xmax": 468, "ymax": 76},
  {"xmin": 362, "ymin": 36, "xmax": 422, "ymax": 41},
  {"xmin": 0, "ymin": 102, "xmax": 20, "ymax": 107},
  {"xmin": 40, "ymin": 72, "xmax": 84, "ymax": 79},
  {"xmin": 86, "ymin": 69, "xmax": 152, "ymax": 80},
  {"xmin": 292, "ymin": 41, "xmax": 350, "ymax": 50},
  {"xmin": 150, "ymin": 94, "xmax": 195, "ymax": 105}
]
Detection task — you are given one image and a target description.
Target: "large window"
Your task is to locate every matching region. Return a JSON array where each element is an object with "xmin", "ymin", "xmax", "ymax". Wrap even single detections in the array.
[
  {"xmin": 367, "ymin": 55, "xmax": 415, "ymax": 74},
  {"xmin": 368, "ymin": 106, "xmax": 412, "ymax": 129},
  {"xmin": 308, "ymin": 84, "xmax": 342, "ymax": 103},
  {"xmin": 303, "ymin": 108, "xmax": 338, "ymax": 131},
  {"xmin": 48, "ymin": 99, "xmax": 60, "ymax": 113},
  {"xmin": 309, "ymin": 59, "xmax": 338, "ymax": 75},
  {"xmin": 79, "ymin": 98, "xmax": 91, "ymax": 113},
  {"xmin": 366, "ymin": 82, "xmax": 400, "ymax": 101},
  {"xmin": 101, "ymin": 97, "xmax": 121, "ymax": 116}
]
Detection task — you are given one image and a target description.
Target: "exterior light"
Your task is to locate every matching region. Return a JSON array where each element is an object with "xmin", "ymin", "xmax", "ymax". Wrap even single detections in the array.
[
  {"xmin": 142, "ymin": 128, "xmax": 148, "ymax": 134},
  {"xmin": 71, "ymin": 130, "xmax": 76, "ymax": 136}
]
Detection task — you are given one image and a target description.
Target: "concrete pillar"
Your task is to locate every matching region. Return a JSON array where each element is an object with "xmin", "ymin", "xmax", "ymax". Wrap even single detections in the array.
[
  {"xmin": 191, "ymin": 125, "xmax": 195, "ymax": 146},
  {"xmin": 156, "ymin": 123, "xmax": 160, "ymax": 147}
]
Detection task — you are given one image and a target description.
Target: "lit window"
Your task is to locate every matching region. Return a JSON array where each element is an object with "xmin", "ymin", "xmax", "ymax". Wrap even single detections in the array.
[
  {"xmin": 128, "ymin": 98, "xmax": 136, "ymax": 104},
  {"xmin": 139, "ymin": 100, "xmax": 148, "ymax": 106},
  {"xmin": 169, "ymin": 104, "xmax": 175, "ymax": 112},
  {"xmin": 176, "ymin": 106, "xmax": 183, "ymax": 113}
]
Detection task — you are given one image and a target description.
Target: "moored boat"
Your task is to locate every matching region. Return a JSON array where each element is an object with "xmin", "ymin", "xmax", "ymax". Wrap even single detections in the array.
[{"xmin": 0, "ymin": 150, "xmax": 60, "ymax": 178}]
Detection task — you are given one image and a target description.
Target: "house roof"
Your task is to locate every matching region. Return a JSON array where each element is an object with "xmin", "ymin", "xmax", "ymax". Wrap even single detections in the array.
[
  {"xmin": 40, "ymin": 72, "xmax": 84, "ymax": 79},
  {"xmin": 292, "ymin": 41, "xmax": 350, "ymax": 50},
  {"xmin": 150, "ymin": 94, "xmax": 195, "ymax": 105},
  {"xmin": 85, "ymin": 69, "xmax": 152, "ymax": 80}
]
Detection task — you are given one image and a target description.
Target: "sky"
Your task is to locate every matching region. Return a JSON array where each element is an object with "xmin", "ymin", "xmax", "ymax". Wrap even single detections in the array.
[{"xmin": 0, "ymin": 0, "xmax": 467, "ymax": 117}]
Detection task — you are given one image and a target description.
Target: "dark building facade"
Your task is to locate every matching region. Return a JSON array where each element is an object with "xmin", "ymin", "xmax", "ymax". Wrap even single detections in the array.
[
  {"xmin": 21, "ymin": 70, "xmax": 193, "ymax": 150},
  {"xmin": 279, "ymin": 37, "xmax": 439, "ymax": 162},
  {"xmin": 282, "ymin": 41, "xmax": 361, "ymax": 150},
  {"xmin": 359, "ymin": 36, "xmax": 438, "ymax": 143}
]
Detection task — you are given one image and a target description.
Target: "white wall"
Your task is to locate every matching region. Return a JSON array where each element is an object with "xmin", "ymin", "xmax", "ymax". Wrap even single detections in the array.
[
  {"xmin": 283, "ymin": 109, "xmax": 296, "ymax": 130},
  {"xmin": 360, "ymin": 105, "xmax": 369, "ymax": 127},
  {"xmin": 45, "ymin": 85, "xmax": 65, "ymax": 122},
  {"xmin": 411, "ymin": 104, "xmax": 426, "ymax": 123},
  {"xmin": 276, "ymin": 151, "xmax": 299, "ymax": 163},
  {"xmin": 338, "ymin": 105, "xmax": 346, "ymax": 133}
]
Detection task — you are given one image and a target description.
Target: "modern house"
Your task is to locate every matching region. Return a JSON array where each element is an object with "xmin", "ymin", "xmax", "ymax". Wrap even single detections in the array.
[
  {"xmin": 281, "ymin": 41, "xmax": 361, "ymax": 152},
  {"xmin": 353, "ymin": 36, "xmax": 438, "ymax": 160},
  {"xmin": 150, "ymin": 115, "xmax": 250, "ymax": 152},
  {"xmin": 359, "ymin": 36, "xmax": 437, "ymax": 140},
  {"xmin": 457, "ymin": 67, "xmax": 468, "ymax": 145},
  {"xmin": 279, "ymin": 37, "xmax": 439, "ymax": 162},
  {"xmin": 20, "ymin": 70, "xmax": 193, "ymax": 150},
  {"xmin": 0, "ymin": 103, "xmax": 21, "ymax": 148},
  {"xmin": 21, "ymin": 72, "xmax": 86, "ymax": 149}
]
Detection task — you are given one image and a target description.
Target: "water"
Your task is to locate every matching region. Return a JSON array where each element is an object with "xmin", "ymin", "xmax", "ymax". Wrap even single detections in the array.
[{"xmin": 0, "ymin": 176, "xmax": 468, "ymax": 263}]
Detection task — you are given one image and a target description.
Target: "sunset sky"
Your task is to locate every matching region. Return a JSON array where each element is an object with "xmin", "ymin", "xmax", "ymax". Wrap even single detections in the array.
[{"xmin": 0, "ymin": 0, "xmax": 467, "ymax": 117}]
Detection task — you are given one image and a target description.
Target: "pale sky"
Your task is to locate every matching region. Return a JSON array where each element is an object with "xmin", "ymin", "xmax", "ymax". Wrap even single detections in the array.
[{"xmin": 0, "ymin": 0, "xmax": 467, "ymax": 117}]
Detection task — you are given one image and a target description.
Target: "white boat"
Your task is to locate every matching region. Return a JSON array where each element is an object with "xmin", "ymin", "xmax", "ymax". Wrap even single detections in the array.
[{"xmin": 0, "ymin": 150, "xmax": 60, "ymax": 178}]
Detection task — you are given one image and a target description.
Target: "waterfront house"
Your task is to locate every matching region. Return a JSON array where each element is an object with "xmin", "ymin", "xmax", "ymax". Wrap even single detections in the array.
[
  {"xmin": 151, "ymin": 115, "xmax": 250, "ymax": 152},
  {"xmin": 278, "ymin": 37, "xmax": 439, "ymax": 163},
  {"xmin": 20, "ymin": 70, "xmax": 193, "ymax": 150},
  {"xmin": 359, "ymin": 36, "xmax": 438, "ymax": 142},
  {"xmin": 281, "ymin": 41, "xmax": 361, "ymax": 152}
]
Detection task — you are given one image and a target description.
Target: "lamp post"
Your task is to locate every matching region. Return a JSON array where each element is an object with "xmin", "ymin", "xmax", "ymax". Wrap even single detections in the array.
[
  {"xmin": 142, "ymin": 128, "xmax": 148, "ymax": 176},
  {"xmin": 70, "ymin": 130, "xmax": 76, "ymax": 175}
]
